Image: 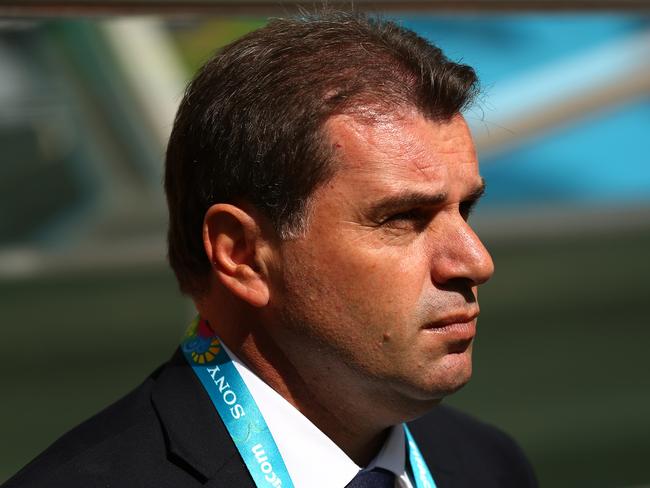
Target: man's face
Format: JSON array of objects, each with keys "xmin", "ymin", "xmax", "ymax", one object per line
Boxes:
[{"xmin": 269, "ymin": 110, "xmax": 494, "ymax": 414}]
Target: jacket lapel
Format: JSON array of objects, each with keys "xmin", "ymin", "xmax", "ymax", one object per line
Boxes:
[{"xmin": 151, "ymin": 348, "xmax": 255, "ymax": 486}]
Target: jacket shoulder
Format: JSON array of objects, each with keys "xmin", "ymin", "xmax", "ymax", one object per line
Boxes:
[
  {"xmin": 2, "ymin": 366, "xmax": 200, "ymax": 488},
  {"xmin": 407, "ymin": 404, "xmax": 538, "ymax": 488}
]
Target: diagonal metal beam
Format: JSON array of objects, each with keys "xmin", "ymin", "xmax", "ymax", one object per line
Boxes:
[{"xmin": 470, "ymin": 30, "xmax": 650, "ymax": 155}]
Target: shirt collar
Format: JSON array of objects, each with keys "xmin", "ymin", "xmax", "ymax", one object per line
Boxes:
[
  {"xmin": 366, "ymin": 424, "xmax": 406, "ymax": 479},
  {"xmin": 222, "ymin": 343, "xmax": 409, "ymax": 488}
]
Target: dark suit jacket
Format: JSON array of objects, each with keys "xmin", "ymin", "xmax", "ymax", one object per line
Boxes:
[{"xmin": 4, "ymin": 349, "xmax": 537, "ymax": 487}]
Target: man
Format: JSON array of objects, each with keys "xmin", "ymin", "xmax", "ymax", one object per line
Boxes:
[{"xmin": 5, "ymin": 11, "xmax": 537, "ymax": 488}]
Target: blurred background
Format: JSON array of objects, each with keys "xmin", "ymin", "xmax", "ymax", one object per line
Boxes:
[{"xmin": 1, "ymin": 2, "xmax": 649, "ymax": 486}]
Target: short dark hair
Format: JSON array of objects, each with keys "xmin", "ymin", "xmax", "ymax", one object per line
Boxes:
[{"xmin": 165, "ymin": 11, "xmax": 479, "ymax": 295}]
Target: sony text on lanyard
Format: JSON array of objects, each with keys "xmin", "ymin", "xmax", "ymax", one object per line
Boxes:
[{"xmin": 181, "ymin": 316, "xmax": 438, "ymax": 488}]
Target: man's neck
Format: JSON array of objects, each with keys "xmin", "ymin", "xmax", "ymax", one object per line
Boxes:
[
  {"xmin": 201, "ymin": 313, "xmax": 390, "ymax": 465},
  {"xmin": 197, "ymin": 291, "xmax": 409, "ymax": 466},
  {"xmin": 233, "ymin": 331, "xmax": 391, "ymax": 466}
]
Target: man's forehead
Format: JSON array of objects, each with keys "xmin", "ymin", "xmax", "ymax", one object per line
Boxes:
[{"xmin": 324, "ymin": 111, "xmax": 479, "ymax": 184}]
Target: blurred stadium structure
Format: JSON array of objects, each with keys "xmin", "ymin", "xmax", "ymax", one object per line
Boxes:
[{"xmin": 0, "ymin": 4, "xmax": 649, "ymax": 487}]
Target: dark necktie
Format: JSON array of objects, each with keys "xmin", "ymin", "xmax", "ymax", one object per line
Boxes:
[{"xmin": 345, "ymin": 467, "xmax": 395, "ymax": 488}]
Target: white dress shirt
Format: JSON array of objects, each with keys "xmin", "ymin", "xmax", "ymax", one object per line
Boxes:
[{"xmin": 222, "ymin": 343, "xmax": 415, "ymax": 488}]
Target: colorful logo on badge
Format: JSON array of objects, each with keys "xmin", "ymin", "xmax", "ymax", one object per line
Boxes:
[{"xmin": 182, "ymin": 318, "xmax": 221, "ymax": 364}]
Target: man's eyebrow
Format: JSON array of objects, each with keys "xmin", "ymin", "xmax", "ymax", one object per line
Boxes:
[
  {"xmin": 368, "ymin": 178, "xmax": 486, "ymax": 217},
  {"xmin": 368, "ymin": 191, "xmax": 448, "ymax": 217},
  {"xmin": 466, "ymin": 178, "xmax": 487, "ymax": 202}
]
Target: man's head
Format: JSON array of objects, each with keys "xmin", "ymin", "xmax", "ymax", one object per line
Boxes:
[
  {"xmin": 165, "ymin": 11, "xmax": 479, "ymax": 295},
  {"xmin": 165, "ymin": 12, "xmax": 493, "ymax": 422}
]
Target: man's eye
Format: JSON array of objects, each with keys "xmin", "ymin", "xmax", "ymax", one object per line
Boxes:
[
  {"xmin": 382, "ymin": 209, "xmax": 428, "ymax": 231},
  {"xmin": 386, "ymin": 210, "xmax": 420, "ymax": 222}
]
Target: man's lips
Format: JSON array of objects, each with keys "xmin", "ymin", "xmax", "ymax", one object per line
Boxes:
[{"xmin": 422, "ymin": 313, "xmax": 479, "ymax": 341}]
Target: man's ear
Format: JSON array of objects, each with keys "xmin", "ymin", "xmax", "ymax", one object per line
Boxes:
[{"xmin": 202, "ymin": 203, "xmax": 273, "ymax": 307}]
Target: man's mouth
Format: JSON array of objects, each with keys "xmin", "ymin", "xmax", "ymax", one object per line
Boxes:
[{"xmin": 422, "ymin": 312, "xmax": 479, "ymax": 341}]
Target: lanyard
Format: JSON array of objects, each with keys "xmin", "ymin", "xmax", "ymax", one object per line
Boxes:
[
  {"xmin": 181, "ymin": 317, "xmax": 437, "ymax": 488},
  {"xmin": 404, "ymin": 425, "xmax": 438, "ymax": 488}
]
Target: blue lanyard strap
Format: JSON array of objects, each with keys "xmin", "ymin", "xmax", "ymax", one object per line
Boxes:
[
  {"xmin": 404, "ymin": 425, "xmax": 438, "ymax": 488},
  {"xmin": 181, "ymin": 317, "xmax": 437, "ymax": 488},
  {"xmin": 182, "ymin": 317, "xmax": 294, "ymax": 488}
]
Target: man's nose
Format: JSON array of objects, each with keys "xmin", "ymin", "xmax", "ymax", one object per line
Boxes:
[{"xmin": 430, "ymin": 218, "xmax": 494, "ymax": 287}]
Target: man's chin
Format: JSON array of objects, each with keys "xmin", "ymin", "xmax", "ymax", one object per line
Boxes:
[
  {"xmin": 415, "ymin": 351, "xmax": 473, "ymax": 400},
  {"xmin": 375, "ymin": 353, "xmax": 472, "ymax": 422}
]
